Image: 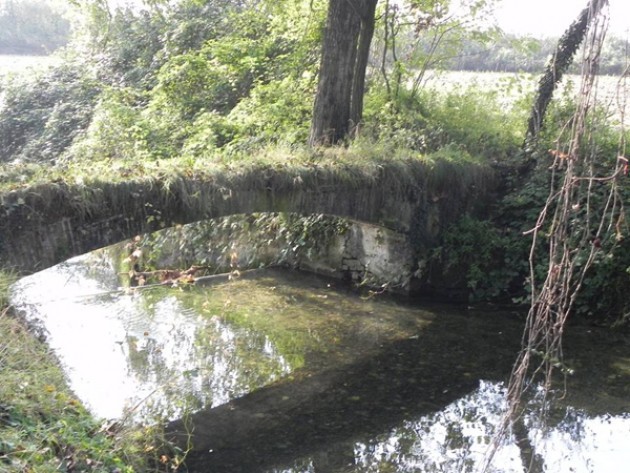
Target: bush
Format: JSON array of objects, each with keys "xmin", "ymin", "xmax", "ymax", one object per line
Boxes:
[
  {"xmin": 0, "ymin": 62, "xmax": 100, "ymax": 164},
  {"xmin": 362, "ymin": 82, "xmax": 525, "ymax": 160},
  {"xmin": 432, "ymin": 215, "xmax": 524, "ymax": 302},
  {"xmin": 66, "ymin": 87, "xmax": 153, "ymax": 162},
  {"xmin": 222, "ymin": 76, "xmax": 315, "ymax": 151}
]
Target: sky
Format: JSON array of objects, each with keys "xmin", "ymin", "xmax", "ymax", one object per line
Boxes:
[{"xmin": 494, "ymin": 0, "xmax": 630, "ymax": 37}]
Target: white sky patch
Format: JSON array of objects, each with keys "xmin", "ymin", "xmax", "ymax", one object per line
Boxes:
[{"xmin": 495, "ymin": 0, "xmax": 630, "ymax": 37}]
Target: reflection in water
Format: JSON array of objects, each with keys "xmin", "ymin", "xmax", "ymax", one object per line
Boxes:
[
  {"xmin": 268, "ymin": 381, "xmax": 630, "ymax": 473},
  {"xmin": 10, "ymin": 254, "xmax": 293, "ymax": 420},
  {"xmin": 351, "ymin": 381, "xmax": 520, "ymax": 473},
  {"xmin": 9, "ymin": 249, "xmax": 630, "ymax": 472},
  {"xmin": 535, "ymin": 409, "xmax": 630, "ymax": 472}
]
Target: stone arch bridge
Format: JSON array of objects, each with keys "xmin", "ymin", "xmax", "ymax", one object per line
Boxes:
[{"xmin": 0, "ymin": 159, "xmax": 495, "ymax": 273}]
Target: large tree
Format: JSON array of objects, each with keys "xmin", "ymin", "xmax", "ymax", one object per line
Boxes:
[
  {"xmin": 309, "ymin": 0, "xmax": 378, "ymax": 146},
  {"xmin": 308, "ymin": 0, "xmax": 493, "ymax": 147}
]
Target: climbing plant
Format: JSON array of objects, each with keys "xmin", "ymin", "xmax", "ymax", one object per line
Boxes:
[{"xmin": 486, "ymin": 1, "xmax": 627, "ymax": 468}]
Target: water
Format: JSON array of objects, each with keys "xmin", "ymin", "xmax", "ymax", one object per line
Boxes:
[{"xmin": 10, "ymin": 250, "xmax": 630, "ymax": 473}]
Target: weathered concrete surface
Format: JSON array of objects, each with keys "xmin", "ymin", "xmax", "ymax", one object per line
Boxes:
[
  {"xmin": 138, "ymin": 217, "xmax": 418, "ymax": 292},
  {"xmin": 299, "ymin": 222, "xmax": 416, "ymax": 290},
  {"xmin": 0, "ymin": 159, "xmax": 495, "ymax": 272}
]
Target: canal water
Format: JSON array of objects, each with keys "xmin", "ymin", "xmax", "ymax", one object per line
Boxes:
[{"xmin": 9, "ymin": 249, "xmax": 630, "ymax": 473}]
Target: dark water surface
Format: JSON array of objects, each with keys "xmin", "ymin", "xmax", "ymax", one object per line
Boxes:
[{"xmin": 10, "ymin": 252, "xmax": 630, "ymax": 473}]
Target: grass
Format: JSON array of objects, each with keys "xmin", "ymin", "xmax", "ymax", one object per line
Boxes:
[
  {"xmin": 0, "ymin": 140, "xmax": 492, "ymax": 194},
  {"xmin": 0, "ymin": 271, "xmax": 163, "ymax": 472},
  {"xmin": 424, "ymin": 70, "xmax": 629, "ymax": 126}
]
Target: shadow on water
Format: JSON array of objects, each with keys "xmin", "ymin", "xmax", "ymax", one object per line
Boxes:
[
  {"xmin": 10, "ymin": 256, "xmax": 630, "ymax": 473},
  {"xmin": 557, "ymin": 327, "xmax": 630, "ymax": 416},
  {"xmin": 166, "ymin": 303, "xmax": 524, "ymax": 473}
]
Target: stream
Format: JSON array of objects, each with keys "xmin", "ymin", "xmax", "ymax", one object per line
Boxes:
[{"xmin": 9, "ymin": 248, "xmax": 630, "ymax": 473}]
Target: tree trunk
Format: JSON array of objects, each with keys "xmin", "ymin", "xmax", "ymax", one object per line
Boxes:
[
  {"xmin": 350, "ymin": 0, "xmax": 378, "ymax": 135},
  {"xmin": 525, "ymin": 0, "xmax": 608, "ymax": 144},
  {"xmin": 309, "ymin": 0, "xmax": 378, "ymax": 146}
]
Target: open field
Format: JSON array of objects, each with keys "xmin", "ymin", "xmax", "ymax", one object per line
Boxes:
[
  {"xmin": 423, "ymin": 70, "xmax": 630, "ymax": 125},
  {"xmin": 0, "ymin": 54, "xmax": 60, "ymax": 77}
]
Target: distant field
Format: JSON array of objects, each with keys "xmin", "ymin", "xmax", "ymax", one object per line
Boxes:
[
  {"xmin": 423, "ymin": 70, "xmax": 629, "ymax": 124},
  {"xmin": 0, "ymin": 54, "xmax": 60, "ymax": 76},
  {"xmin": 0, "ymin": 57, "xmax": 626, "ymax": 125}
]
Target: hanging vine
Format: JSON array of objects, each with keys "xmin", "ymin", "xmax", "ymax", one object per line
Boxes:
[{"xmin": 487, "ymin": 0, "xmax": 628, "ymax": 469}]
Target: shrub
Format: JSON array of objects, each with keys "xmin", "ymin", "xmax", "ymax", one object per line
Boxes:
[
  {"xmin": 0, "ymin": 63, "xmax": 100, "ymax": 164},
  {"xmin": 65, "ymin": 87, "xmax": 153, "ymax": 162},
  {"xmin": 361, "ymin": 81, "xmax": 525, "ymax": 160},
  {"xmin": 432, "ymin": 215, "xmax": 523, "ymax": 302}
]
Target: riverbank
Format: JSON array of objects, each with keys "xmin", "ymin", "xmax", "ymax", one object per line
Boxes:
[{"xmin": 0, "ymin": 270, "xmax": 155, "ymax": 472}]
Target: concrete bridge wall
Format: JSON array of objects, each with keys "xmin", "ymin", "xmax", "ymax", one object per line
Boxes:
[{"xmin": 0, "ymin": 159, "xmax": 495, "ymax": 274}]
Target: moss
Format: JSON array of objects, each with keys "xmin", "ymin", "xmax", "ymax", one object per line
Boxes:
[
  {"xmin": 0, "ymin": 142, "xmax": 493, "ymax": 194},
  {"xmin": 0, "ymin": 149, "xmax": 494, "ymax": 224},
  {"xmin": 0, "ymin": 147, "xmax": 495, "ymax": 230}
]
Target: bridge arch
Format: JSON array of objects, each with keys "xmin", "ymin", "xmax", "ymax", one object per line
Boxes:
[{"xmin": 0, "ymin": 159, "xmax": 495, "ymax": 273}]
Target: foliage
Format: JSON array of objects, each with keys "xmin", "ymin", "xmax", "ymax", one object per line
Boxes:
[
  {"xmin": 0, "ymin": 0, "xmax": 70, "ymax": 54},
  {"xmin": 66, "ymin": 86, "xmax": 153, "ymax": 162},
  {"xmin": 432, "ymin": 216, "xmax": 522, "ymax": 301},
  {"xmin": 1, "ymin": 0, "xmax": 628, "ymax": 166},
  {"xmin": 93, "ymin": 7, "xmax": 169, "ymax": 89},
  {"xmin": 432, "ymin": 87, "xmax": 630, "ymax": 319},
  {"xmin": 164, "ymin": 0, "xmax": 244, "ymax": 56},
  {"xmin": 148, "ymin": 3, "xmax": 319, "ymax": 113},
  {"xmin": 572, "ymin": 236, "xmax": 630, "ymax": 324},
  {"xmin": 133, "ymin": 213, "xmax": 350, "ymax": 274},
  {"xmin": 0, "ymin": 61, "xmax": 101, "ymax": 164},
  {"xmin": 374, "ymin": 0, "xmax": 498, "ymax": 104},
  {"xmin": 149, "ymin": 33, "xmax": 270, "ymax": 118},
  {"xmin": 50, "ymin": 0, "xmax": 323, "ymax": 163},
  {"xmin": 451, "ymin": 34, "xmax": 552, "ymax": 73},
  {"xmin": 182, "ymin": 76, "xmax": 316, "ymax": 157},
  {"xmin": 361, "ymin": 80, "xmax": 525, "ymax": 159},
  {"xmin": 450, "ymin": 33, "xmax": 630, "ymax": 76}
]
